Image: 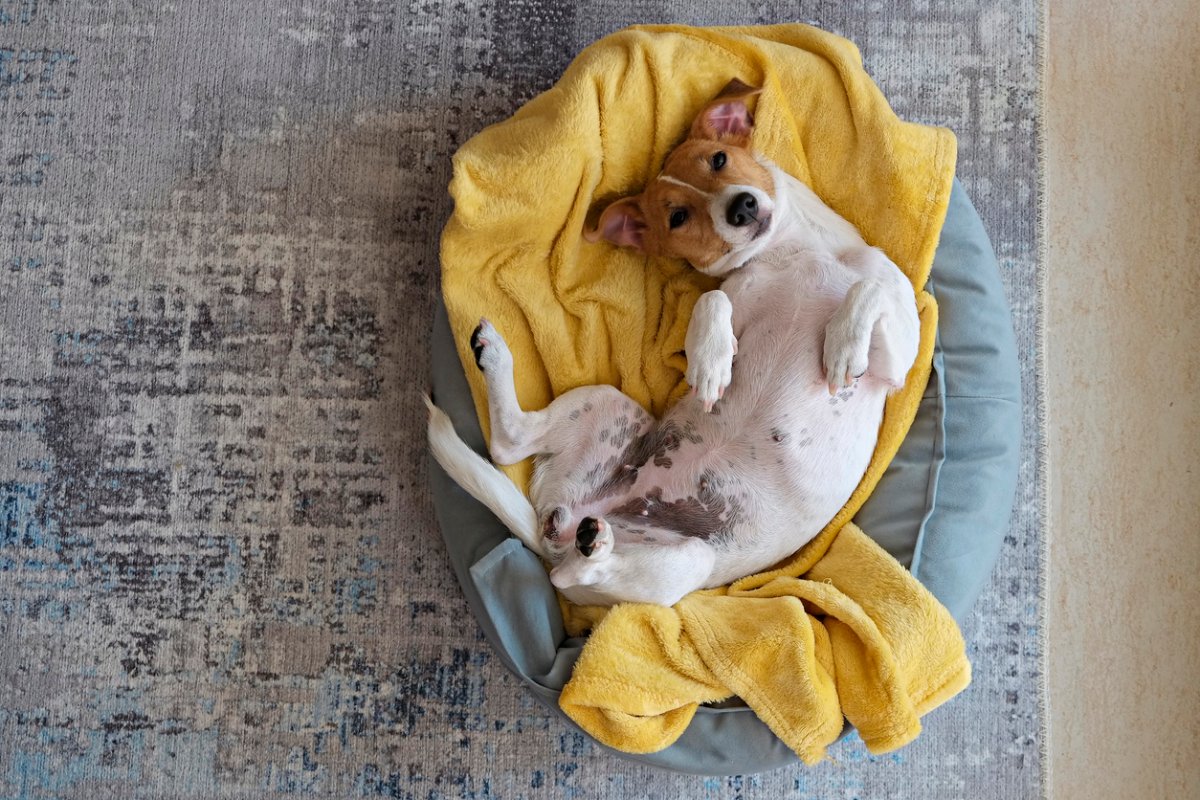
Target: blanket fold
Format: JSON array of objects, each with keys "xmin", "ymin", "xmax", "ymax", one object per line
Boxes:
[
  {"xmin": 441, "ymin": 22, "xmax": 968, "ymax": 762},
  {"xmin": 559, "ymin": 522, "xmax": 970, "ymax": 764}
]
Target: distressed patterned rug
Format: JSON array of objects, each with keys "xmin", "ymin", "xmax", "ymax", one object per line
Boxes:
[{"xmin": 0, "ymin": 2, "xmax": 1043, "ymax": 798}]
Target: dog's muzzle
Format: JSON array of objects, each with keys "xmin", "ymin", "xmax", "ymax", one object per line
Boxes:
[{"xmin": 726, "ymin": 192, "xmax": 759, "ymax": 227}]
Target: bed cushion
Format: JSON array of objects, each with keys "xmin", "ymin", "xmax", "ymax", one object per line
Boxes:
[{"xmin": 428, "ymin": 179, "xmax": 1019, "ymax": 773}]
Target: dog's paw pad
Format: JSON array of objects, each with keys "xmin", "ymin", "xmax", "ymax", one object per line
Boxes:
[
  {"xmin": 469, "ymin": 318, "xmax": 511, "ymax": 372},
  {"xmin": 469, "ymin": 325, "xmax": 487, "ymax": 369},
  {"xmin": 575, "ymin": 517, "xmax": 612, "ymax": 558}
]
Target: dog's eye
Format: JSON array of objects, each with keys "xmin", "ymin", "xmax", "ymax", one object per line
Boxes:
[
  {"xmin": 711, "ymin": 152, "xmax": 727, "ymax": 171},
  {"xmin": 669, "ymin": 208, "xmax": 688, "ymax": 229}
]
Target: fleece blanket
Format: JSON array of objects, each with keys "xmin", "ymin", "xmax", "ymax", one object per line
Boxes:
[{"xmin": 440, "ymin": 23, "xmax": 967, "ymax": 763}]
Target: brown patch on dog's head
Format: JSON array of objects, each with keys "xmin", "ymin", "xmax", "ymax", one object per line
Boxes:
[{"xmin": 587, "ymin": 80, "xmax": 777, "ymax": 274}]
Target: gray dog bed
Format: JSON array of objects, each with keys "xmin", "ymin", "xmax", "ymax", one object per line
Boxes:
[{"xmin": 428, "ymin": 180, "xmax": 1021, "ymax": 774}]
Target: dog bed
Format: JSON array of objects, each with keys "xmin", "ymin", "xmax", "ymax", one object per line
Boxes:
[{"xmin": 428, "ymin": 25, "xmax": 1020, "ymax": 774}]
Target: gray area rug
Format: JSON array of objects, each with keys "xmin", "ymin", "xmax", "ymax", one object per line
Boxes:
[{"xmin": 0, "ymin": 1, "xmax": 1043, "ymax": 798}]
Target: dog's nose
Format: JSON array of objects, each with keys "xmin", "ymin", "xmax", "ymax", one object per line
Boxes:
[{"xmin": 726, "ymin": 192, "xmax": 758, "ymax": 227}]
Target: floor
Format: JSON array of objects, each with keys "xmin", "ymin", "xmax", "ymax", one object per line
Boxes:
[{"xmin": 1045, "ymin": 0, "xmax": 1200, "ymax": 797}]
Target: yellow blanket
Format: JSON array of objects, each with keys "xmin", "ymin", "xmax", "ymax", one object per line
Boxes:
[{"xmin": 441, "ymin": 23, "xmax": 968, "ymax": 763}]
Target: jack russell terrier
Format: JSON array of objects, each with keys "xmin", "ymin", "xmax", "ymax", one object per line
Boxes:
[{"xmin": 427, "ymin": 80, "xmax": 920, "ymax": 607}]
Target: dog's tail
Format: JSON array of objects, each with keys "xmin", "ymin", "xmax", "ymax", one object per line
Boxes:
[{"xmin": 424, "ymin": 396, "xmax": 544, "ymax": 557}]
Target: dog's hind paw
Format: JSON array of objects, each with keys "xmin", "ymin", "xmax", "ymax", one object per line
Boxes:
[
  {"xmin": 469, "ymin": 318, "xmax": 513, "ymax": 373},
  {"xmin": 575, "ymin": 516, "xmax": 613, "ymax": 559}
]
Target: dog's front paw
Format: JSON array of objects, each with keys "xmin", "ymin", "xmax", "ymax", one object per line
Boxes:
[
  {"xmin": 823, "ymin": 318, "xmax": 870, "ymax": 393},
  {"xmin": 685, "ymin": 290, "xmax": 736, "ymax": 412},
  {"xmin": 469, "ymin": 318, "xmax": 513, "ymax": 373},
  {"xmin": 685, "ymin": 329, "xmax": 737, "ymax": 415},
  {"xmin": 685, "ymin": 335, "xmax": 736, "ymax": 412}
]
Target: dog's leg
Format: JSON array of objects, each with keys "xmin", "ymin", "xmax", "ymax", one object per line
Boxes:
[
  {"xmin": 685, "ymin": 290, "xmax": 738, "ymax": 412},
  {"xmin": 468, "ymin": 318, "xmax": 537, "ymax": 463},
  {"xmin": 863, "ymin": 287, "xmax": 921, "ymax": 388},
  {"xmin": 823, "ymin": 279, "xmax": 886, "ymax": 392},
  {"xmin": 549, "ymin": 524, "xmax": 716, "ymax": 607},
  {"xmin": 469, "ymin": 318, "xmax": 595, "ymax": 465},
  {"xmin": 468, "ymin": 318, "xmax": 651, "ymax": 465},
  {"xmin": 824, "ymin": 250, "xmax": 920, "ymax": 391}
]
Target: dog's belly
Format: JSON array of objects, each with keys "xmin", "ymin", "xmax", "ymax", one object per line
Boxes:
[
  {"xmin": 528, "ymin": 253, "xmax": 889, "ymax": 587},
  {"xmin": 657, "ymin": 377, "xmax": 885, "ymax": 584},
  {"xmin": 657, "ymin": 274, "xmax": 887, "ymax": 582}
]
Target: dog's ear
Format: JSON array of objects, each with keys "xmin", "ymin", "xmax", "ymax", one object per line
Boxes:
[
  {"xmin": 689, "ymin": 78, "xmax": 762, "ymax": 146},
  {"xmin": 585, "ymin": 196, "xmax": 646, "ymax": 250}
]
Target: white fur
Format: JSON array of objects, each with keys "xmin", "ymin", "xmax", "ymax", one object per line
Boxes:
[
  {"xmin": 700, "ymin": 181, "xmax": 777, "ymax": 277},
  {"xmin": 684, "ymin": 290, "xmax": 736, "ymax": 411},
  {"xmin": 424, "ymin": 396, "xmax": 544, "ymax": 557},
  {"xmin": 427, "ymin": 160, "xmax": 920, "ymax": 607}
]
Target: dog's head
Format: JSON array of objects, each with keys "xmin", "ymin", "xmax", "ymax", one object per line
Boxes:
[{"xmin": 586, "ymin": 79, "xmax": 777, "ymax": 276}]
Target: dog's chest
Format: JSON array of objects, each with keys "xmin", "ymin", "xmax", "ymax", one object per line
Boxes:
[
  {"xmin": 721, "ymin": 249, "xmax": 856, "ymax": 392},
  {"xmin": 671, "ymin": 250, "xmax": 885, "ymax": 528}
]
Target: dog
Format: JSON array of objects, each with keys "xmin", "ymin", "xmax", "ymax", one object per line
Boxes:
[{"xmin": 427, "ymin": 79, "xmax": 919, "ymax": 607}]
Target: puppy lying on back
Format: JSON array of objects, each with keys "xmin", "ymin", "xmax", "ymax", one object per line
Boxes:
[{"xmin": 428, "ymin": 80, "xmax": 919, "ymax": 607}]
